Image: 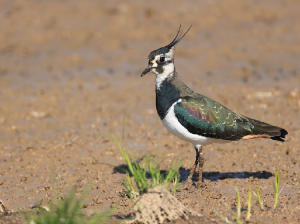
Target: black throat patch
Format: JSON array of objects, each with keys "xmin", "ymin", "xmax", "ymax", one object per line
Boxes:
[{"xmin": 156, "ymin": 78, "xmax": 180, "ymax": 119}]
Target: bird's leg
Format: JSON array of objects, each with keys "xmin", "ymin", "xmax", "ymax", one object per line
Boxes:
[
  {"xmin": 182, "ymin": 147, "xmax": 200, "ymax": 189},
  {"xmin": 196, "ymin": 146, "xmax": 204, "ymax": 188}
]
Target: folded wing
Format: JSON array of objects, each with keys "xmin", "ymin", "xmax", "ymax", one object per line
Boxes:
[{"xmin": 174, "ymin": 94, "xmax": 287, "ymax": 141}]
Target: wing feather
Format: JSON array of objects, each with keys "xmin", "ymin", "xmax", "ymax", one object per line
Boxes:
[{"xmin": 174, "ymin": 94, "xmax": 253, "ymax": 140}]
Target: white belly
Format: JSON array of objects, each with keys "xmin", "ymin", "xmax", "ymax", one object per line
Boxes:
[{"xmin": 161, "ymin": 101, "xmax": 228, "ymax": 147}]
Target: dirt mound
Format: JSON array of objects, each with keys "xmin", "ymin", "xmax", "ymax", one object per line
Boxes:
[{"xmin": 128, "ymin": 186, "xmax": 201, "ymax": 224}]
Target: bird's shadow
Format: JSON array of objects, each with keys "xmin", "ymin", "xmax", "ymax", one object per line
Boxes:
[
  {"xmin": 113, "ymin": 164, "xmax": 170, "ymax": 177},
  {"xmin": 113, "ymin": 164, "xmax": 130, "ymax": 174},
  {"xmin": 113, "ymin": 164, "xmax": 273, "ymax": 182},
  {"xmin": 179, "ymin": 168, "xmax": 273, "ymax": 182}
]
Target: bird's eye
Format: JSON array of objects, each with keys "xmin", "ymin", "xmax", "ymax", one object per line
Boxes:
[{"xmin": 159, "ymin": 56, "xmax": 165, "ymax": 63}]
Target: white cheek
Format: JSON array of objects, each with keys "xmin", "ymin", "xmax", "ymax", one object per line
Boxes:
[
  {"xmin": 163, "ymin": 63, "xmax": 174, "ymax": 74},
  {"xmin": 155, "ymin": 63, "xmax": 174, "ymax": 89}
]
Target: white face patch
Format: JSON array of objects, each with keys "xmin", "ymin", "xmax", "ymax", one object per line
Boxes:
[
  {"xmin": 155, "ymin": 63, "xmax": 174, "ymax": 89},
  {"xmin": 152, "ymin": 51, "xmax": 175, "ymax": 89},
  {"xmin": 147, "ymin": 47, "xmax": 176, "ymax": 89}
]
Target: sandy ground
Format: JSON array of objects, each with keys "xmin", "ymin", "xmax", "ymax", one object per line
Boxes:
[{"xmin": 0, "ymin": 0, "xmax": 300, "ymax": 223}]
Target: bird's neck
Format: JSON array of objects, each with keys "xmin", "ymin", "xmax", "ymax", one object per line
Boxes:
[{"xmin": 155, "ymin": 70, "xmax": 180, "ymax": 120}]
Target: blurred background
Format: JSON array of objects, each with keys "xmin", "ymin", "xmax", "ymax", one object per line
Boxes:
[{"xmin": 0, "ymin": 0, "xmax": 300, "ymax": 222}]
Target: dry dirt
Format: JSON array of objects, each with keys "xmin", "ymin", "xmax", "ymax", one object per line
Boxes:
[{"xmin": 0, "ymin": 0, "xmax": 300, "ymax": 223}]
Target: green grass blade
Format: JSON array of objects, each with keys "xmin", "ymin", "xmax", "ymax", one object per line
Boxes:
[
  {"xmin": 235, "ymin": 187, "xmax": 241, "ymax": 218},
  {"xmin": 253, "ymin": 186, "xmax": 264, "ymax": 210},
  {"xmin": 273, "ymin": 169, "xmax": 280, "ymax": 209},
  {"xmin": 245, "ymin": 185, "xmax": 251, "ymax": 220},
  {"xmin": 165, "ymin": 158, "xmax": 184, "ymax": 189}
]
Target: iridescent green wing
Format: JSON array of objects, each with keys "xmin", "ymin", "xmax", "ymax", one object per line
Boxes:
[{"xmin": 174, "ymin": 93, "xmax": 254, "ymax": 140}]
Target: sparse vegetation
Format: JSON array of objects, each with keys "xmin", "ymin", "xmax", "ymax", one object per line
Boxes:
[
  {"xmin": 252, "ymin": 186, "xmax": 264, "ymax": 211},
  {"xmin": 26, "ymin": 192, "xmax": 115, "ymax": 224},
  {"xmin": 220, "ymin": 168, "xmax": 283, "ymax": 223},
  {"xmin": 245, "ymin": 185, "xmax": 252, "ymax": 220},
  {"xmin": 106, "ymin": 134, "xmax": 184, "ymax": 197},
  {"xmin": 219, "ymin": 187, "xmax": 243, "ymax": 224}
]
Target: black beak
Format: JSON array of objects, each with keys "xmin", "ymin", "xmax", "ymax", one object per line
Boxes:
[{"xmin": 141, "ymin": 66, "xmax": 153, "ymax": 77}]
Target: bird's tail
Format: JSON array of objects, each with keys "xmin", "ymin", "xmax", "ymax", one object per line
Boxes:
[{"xmin": 248, "ymin": 118, "xmax": 288, "ymax": 142}]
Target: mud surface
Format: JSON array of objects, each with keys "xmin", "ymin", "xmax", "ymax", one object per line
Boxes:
[{"xmin": 0, "ymin": 0, "xmax": 300, "ymax": 223}]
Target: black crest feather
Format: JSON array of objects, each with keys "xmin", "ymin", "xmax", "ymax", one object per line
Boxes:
[
  {"xmin": 147, "ymin": 25, "xmax": 192, "ymax": 59},
  {"xmin": 167, "ymin": 24, "xmax": 192, "ymax": 48}
]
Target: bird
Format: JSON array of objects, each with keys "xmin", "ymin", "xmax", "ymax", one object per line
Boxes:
[{"xmin": 140, "ymin": 25, "xmax": 288, "ymax": 189}]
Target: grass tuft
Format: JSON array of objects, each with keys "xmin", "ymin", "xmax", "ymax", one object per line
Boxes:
[
  {"xmin": 26, "ymin": 192, "xmax": 115, "ymax": 224},
  {"xmin": 105, "ymin": 133, "xmax": 183, "ymax": 197},
  {"xmin": 112, "ymin": 135, "xmax": 184, "ymax": 196},
  {"xmin": 218, "ymin": 187, "xmax": 244, "ymax": 224},
  {"xmin": 252, "ymin": 186, "xmax": 264, "ymax": 211}
]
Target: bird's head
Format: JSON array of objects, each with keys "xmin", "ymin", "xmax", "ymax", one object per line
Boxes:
[{"xmin": 141, "ymin": 25, "xmax": 192, "ymax": 78}]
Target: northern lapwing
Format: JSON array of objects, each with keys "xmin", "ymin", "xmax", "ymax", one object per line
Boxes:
[{"xmin": 141, "ymin": 26, "xmax": 288, "ymax": 188}]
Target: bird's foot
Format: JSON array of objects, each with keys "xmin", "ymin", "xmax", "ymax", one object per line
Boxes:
[
  {"xmin": 180, "ymin": 174, "xmax": 200, "ymax": 190},
  {"xmin": 180, "ymin": 180, "xmax": 194, "ymax": 190},
  {"xmin": 196, "ymin": 180, "xmax": 205, "ymax": 189}
]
